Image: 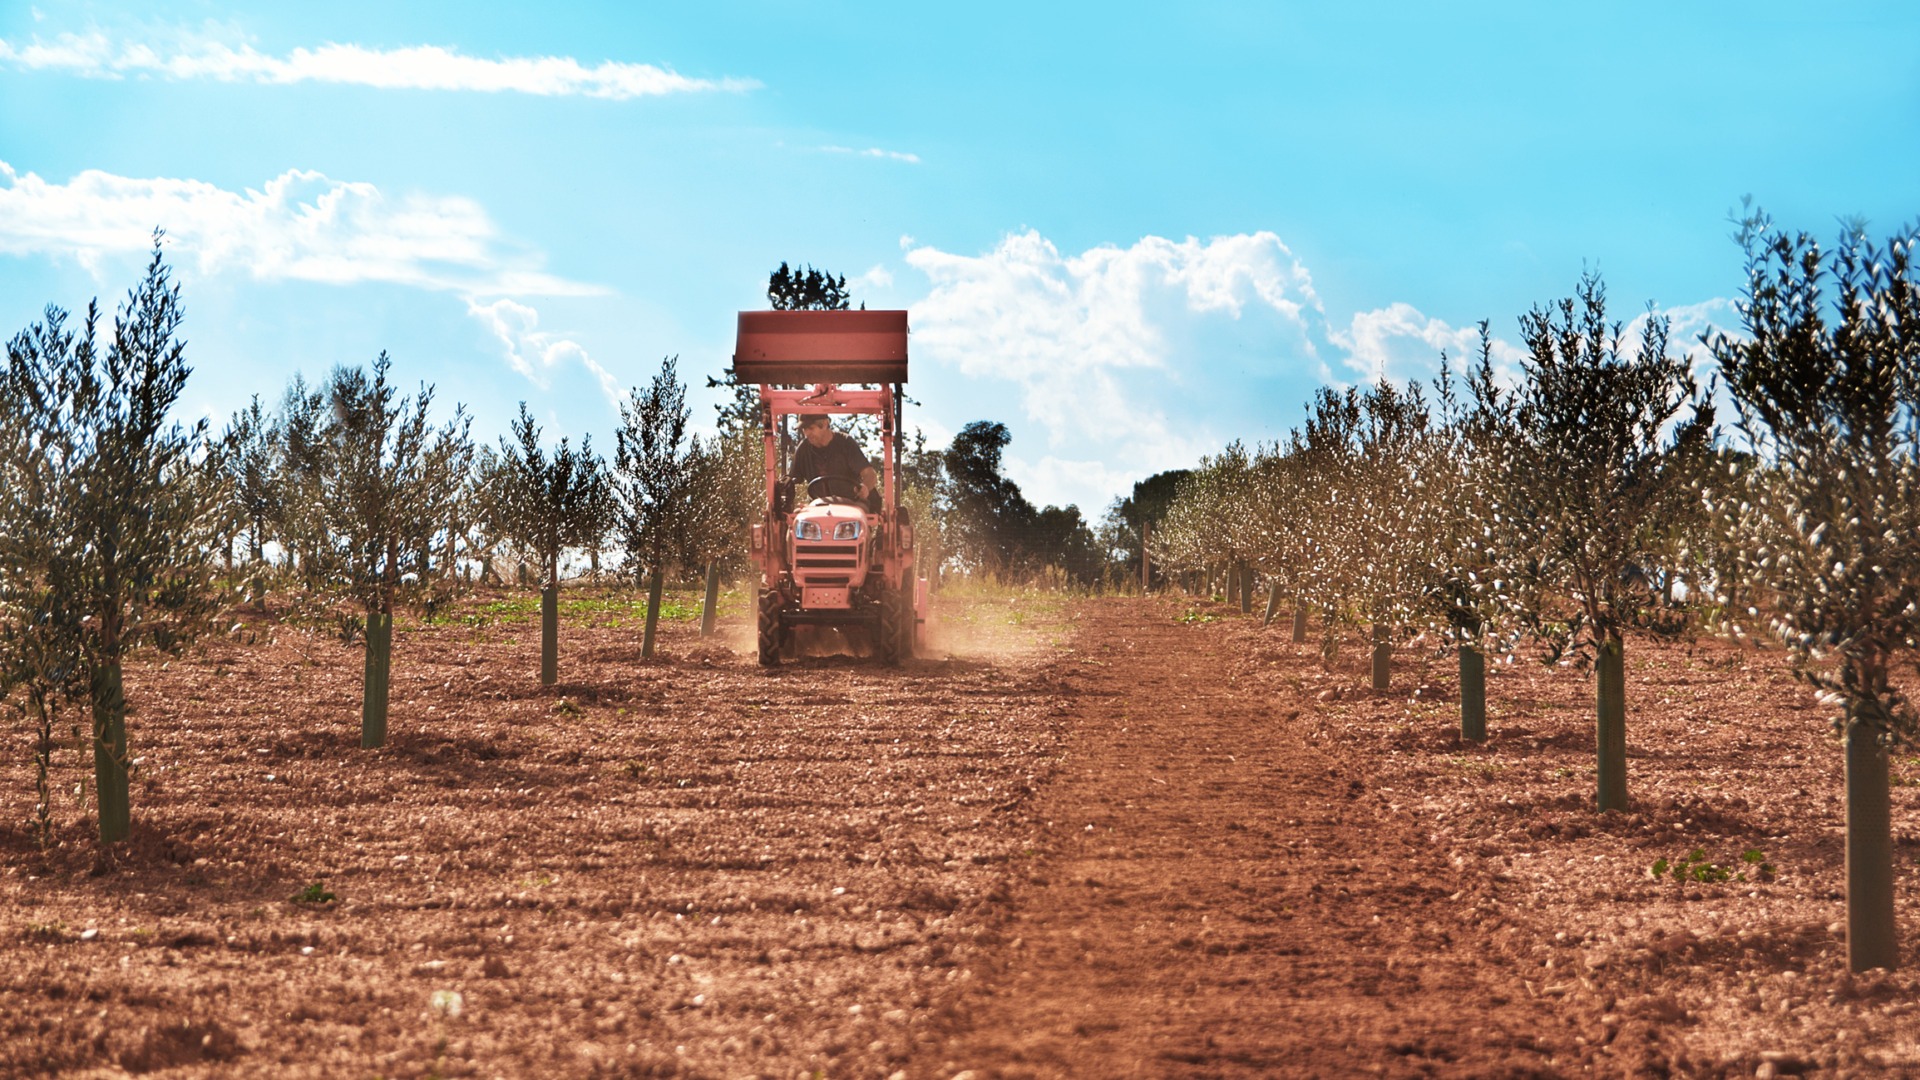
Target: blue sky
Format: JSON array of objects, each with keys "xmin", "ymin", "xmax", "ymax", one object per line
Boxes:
[{"xmin": 3, "ymin": 2, "xmax": 1916, "ymax": 515}]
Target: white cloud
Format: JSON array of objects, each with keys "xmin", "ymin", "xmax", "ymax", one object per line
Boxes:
[
  {"xmin": 1627, "ymin": 296, "xmax": 1739, "ymax": 361},
  {"xmin": 1008, "ymin": 455, "xmax": 1143, "ymax": 514},
  {"xmin": 0, "ymin": 159, "xmax": 606, "ymax": 399},
  {"xmin": 906, "ymin": 229, "xmax": 1326, "ymax": 459},
  {"xmin": 819, "ymin": 145, "xmax": 921, "ymax": 164},
  {"xmin": 902, "ymin": 229, "xmax": 1338, "ymax": 511},
  {"xmin": 1333, "ymin": 302, "xmax": 1478, "ymax": 383},
  {"xmin": 0, "ymin": 31, "xmax": 757, "ymax": 98},
  {"xmin": 899, "ymin": 230, "xmax": 1749, "ymax": 511},
  {"xmin": 466, "ymin": 298, "xmax": 621, "ymax": 407},
  {"xmin": 0, "ymin": 159, "xmax": 600, "ymax": 297},
  {"xmin": 851, "ymin": 264, "xmax": 893, "ymax": 292}
]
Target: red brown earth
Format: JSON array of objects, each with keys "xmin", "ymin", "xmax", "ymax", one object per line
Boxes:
[{"xmin": 1, "ymin": 587, "xmax": 1917, "ymax": 1077}]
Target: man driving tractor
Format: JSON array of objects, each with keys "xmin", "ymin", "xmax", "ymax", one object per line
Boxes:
[
  {"xmin": 790, "ymin": 412, "xmax": 880, "ymax": 511},
  {"xmin": 733, "ymin": 308, "xmax": 924, "ymax": 666}
]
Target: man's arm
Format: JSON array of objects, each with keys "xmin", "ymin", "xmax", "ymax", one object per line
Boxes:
[{"xmin": 842, "ymin": 436, "xmax": 879, "ymax": 500}]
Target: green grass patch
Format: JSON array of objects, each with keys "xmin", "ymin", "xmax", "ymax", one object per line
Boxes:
[
  {"xmin": 291, "ymin": 881, "xmax": 337, "ymax": 905},
  {"xmin": 1650, "ymin": 847, "xmax": 1775, "ymax": 884},
  {"xmin": 427, "ymin": 585, "xmax": 754, "ymax": 630}
]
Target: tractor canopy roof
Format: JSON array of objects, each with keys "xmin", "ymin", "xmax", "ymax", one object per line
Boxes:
[{"xmin": 732, "ymin": 310, "xmax": 908, "ymax": 386}]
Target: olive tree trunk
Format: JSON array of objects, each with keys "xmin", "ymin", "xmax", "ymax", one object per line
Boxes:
[
  {"xmin": 1845, "ymin": 718, "xmax": 1898, "ymax": 971},
  {"xmin": 700, "ymin": 561, "xmax": 720, "ymax": 637},
  {"xmin": 1292, "ymin": 605, "xmax": 1308, "ymax": 644},
  {"xmin": 1459, "ymin": 644, "xmax": 1487, "ymax": 743},
  {"xmin": 1262, "ymin": 581, "xmax": 1282, "ymax": 627},
  {"xmin": 91, "ymin": 658, "xmax": 130, "ymax": 843},
  {"xmin": 1138, "ymin": 521, "xmax": 1150, "ymax": 594},
  {"xmin": 1370, "ymin": 623, "xmax": 1391, "ymax": 691},
  {"xmin": 641, "ymin": 567, "xmax": 665, "ymax": 659},
  {"xmin": 361, "ymin": 610, "xmax": 393, "ymax": 749},
  {"xmin": 1595, "ymin": 633, "xmax": 1627, "ymax": 811},
  {"xmin": 539, "ymin": 580, "xmax": 558, "ymax": 686}
]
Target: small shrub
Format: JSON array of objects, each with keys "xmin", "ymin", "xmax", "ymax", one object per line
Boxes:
[
  {"xmin": 291, "ymin": 881, "xmax": 336, "ymax": 905},
  {"xmin": 1650, "ymin": 847, "xmax": 1774, "ymax": 884}
]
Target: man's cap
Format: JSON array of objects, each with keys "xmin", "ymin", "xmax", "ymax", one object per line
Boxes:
[{"xmin": 798, "ymin": 413, "xmax": 830, "ymax": 428}]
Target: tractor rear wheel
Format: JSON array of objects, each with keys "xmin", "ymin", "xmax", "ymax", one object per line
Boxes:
[
  {"xmin": 896, "ymin": 582, "xmax": 916, "ymax": 661},
  {"xmin": 757, "ymin": 589, "xmax": 782, "ymax": 667},
  {"xmin": 879, "ymin": 586, "xmax": 910, "ymax": 666}
]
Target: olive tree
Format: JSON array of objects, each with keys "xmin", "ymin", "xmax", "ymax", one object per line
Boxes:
[
  {"xmin": 489, "ymin": 404, "xmax": 609, "ymax": 684},
  {"xmin": 1506, "ymin": 272, "xmax": 1713, "ymax": 811},
  {"xmin": 1707, "ymin": 207, "xmax": 1919, "ymax": 972},
  {"xmin": 269, "ymin": 375, "xmax": 331, "ymax": 585},
  {"xmin": 1156, "ymin": 443, "xmax": 1257, "ymax": 604},
  {"xmin": 216, "ymin": 394, "xmax": 282, "ymax": 610},
  {"xmin": 1344, "ymin": 379, "xmax": 1437, "ymax": 691},
  {"xmin": 403, "ymin": 406, "xmax": 476, "ymax": 601},
  {"xmin": 1416, "ymin": 333, "xmax": 1542, "ymax": 741},
  {"xmin": 305, "ymin": 353, "xmax": 461, "ymax": 748},
  {"xmin": 1292, "ymin": 387, "xmax": 1364, "ymax": 663},
  {"xmin": 616, "ymin": 357, "xmax": 701, "ymax": 658},
  {"xmin": 681, "ymin": 422, "xmax": 761, "ymax": 633},
  {"xmin": 0, "ymin": 242, "xmax": 221, "ymax": 842},
  {"xmin": 1, "ymin": 317, "xmax": 87, "ymax": 848},
  {"xmin": 1241, "ymin": 445, "xmax": 1315, "ymax": 638}
]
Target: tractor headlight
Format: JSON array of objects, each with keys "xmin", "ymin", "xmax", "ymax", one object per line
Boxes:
[
  {"xmin": 794, "ymin": 519, "xmax": 822, "ymax": 541},
  {"xmin": 833, "ymin": 520, "xmax": 863, "ymax": 541}
]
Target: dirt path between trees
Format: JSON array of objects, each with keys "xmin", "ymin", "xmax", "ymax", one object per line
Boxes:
[{"xmin": 940, "ymin": 599, "xmax": 1583, "ymax": 1079}]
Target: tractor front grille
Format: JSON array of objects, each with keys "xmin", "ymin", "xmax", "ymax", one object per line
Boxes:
[
  {"xmin": 794, "ymin": 543, "xmax": 861, "ymax": 570},
  {"xmin": 793, "ymin": 541, "xmax": 865, "ymax": 590}
]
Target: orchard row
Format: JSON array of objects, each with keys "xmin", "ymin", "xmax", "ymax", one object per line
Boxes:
[{"xmin": 1151, "ymin": 207, "xmax": 1917, "ymax": 973}]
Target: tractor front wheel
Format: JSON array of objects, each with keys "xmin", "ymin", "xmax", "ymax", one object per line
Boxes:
[{"xmin": 757, "ymin": 589, "xmax": 783, "ymax": 667}]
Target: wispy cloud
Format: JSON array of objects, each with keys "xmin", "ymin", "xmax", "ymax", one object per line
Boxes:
[
  {"xmin": 1331, "ymin": 302, "xmax": 1528, "ymax": 385},
  {"xmin": 0, "ymin": 31, "xmax": 757, "ymax": 98},
  {"xmin": 467, "ymin": 298, "xmax": 622, "ymax": 407},
  {"xmin": 0, "ymin": 159, "xmax": 601, "ymax": 297},
  {"xmin": 850, "ymin": 264, "xmax": 894, "ymax": 292},
  {"xmin": 0, "ymin": 159, "xmax": 609, "ymax": 399},
  {"xmin": 820, "ymin": 145, "xmax": 921, "ymax": 164}
]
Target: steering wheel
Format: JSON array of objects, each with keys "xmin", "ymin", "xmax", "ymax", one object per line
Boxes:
[{"xmin": 804, "ymin": 475, "xmax": 861, "ymax": 501}]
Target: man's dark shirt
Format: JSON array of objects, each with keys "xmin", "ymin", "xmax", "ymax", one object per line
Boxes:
[{"xmin": 790, "ymin": 432, "xmax": 871, "ymax": 487}]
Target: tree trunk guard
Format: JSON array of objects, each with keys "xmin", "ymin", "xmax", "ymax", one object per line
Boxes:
[
  {"xmin": 1596, "ymin": 636, "xmax": 1628, "ymax": 811},
  {"xmin": 1845, "ymin": 721, "xmax": 1899, "ymax": 971}
]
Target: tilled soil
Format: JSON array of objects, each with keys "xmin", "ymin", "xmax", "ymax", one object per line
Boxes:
[{"xmin": 1, "ymin": 588, "xmax": 1916, "ymax": 1078}]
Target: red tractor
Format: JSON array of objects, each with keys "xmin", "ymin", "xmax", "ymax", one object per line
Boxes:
[{"xmin": 734, "ymin": 310, "xmax": 928, "ymax": 666}]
